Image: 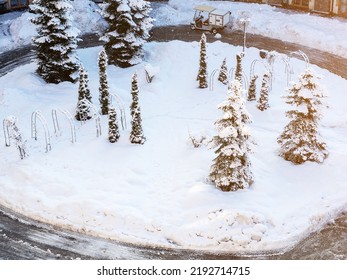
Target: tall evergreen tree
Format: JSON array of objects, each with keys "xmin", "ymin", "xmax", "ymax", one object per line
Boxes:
[
  {"xmin": 218, "ymin": 58, "xmax": 228, "ymax": 85},
  {"xmin": 75, "ymin": 66, "xmax": 93, "ymax": 121},
  {"xmin": 98, "ymin": 49, "xmax": 110, "ymax": 115},
  {"xmin": 30, "ymin": 0, "xmax": 79, "ymax": 84},
  {"xmin": 130, "ymin": 73, "xmax": 146, "ymax": 144},
  {"xmin": 129, "ymin": 0, "xmax": 153, "ymax": 64},
  {"xmin": 209, "ymin": 80, "xmax": 253, "ymax": 192},
  {"xmin": 197, "ymin": 33, "xmax": 208, "ymax": 89},
  {"xmin": 102, "ymin": 0, "xmax": 135, "ymax": 67},
  {"xmin": 102, "ymin": 0, "xmax": 152, "ymax": 68},
  {"xmin": 247, "ymin": 75, "xmax": 258, "ymax": 101},
  {"xmin": 278, "ymin": 68, "xmax": 328, "ymax": 164},
  {"xmin": 108, "ymin": 107, "xmax": 120, "ymax": 143},
  {"xmin": 234, "ymin": 54, "xmax": 243, "ymax": 86},
  {"xmin": 257, "ymin": 72, "xmax": 270, "ymax": 111}
]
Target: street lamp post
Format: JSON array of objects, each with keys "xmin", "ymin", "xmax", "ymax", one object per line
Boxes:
[{"xmin": 239, "ymin": 18, "xmax": 250, "ymax": 54}]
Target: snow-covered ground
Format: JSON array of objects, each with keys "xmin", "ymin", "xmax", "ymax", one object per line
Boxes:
[
  {"xmin": 0, "ymin": 39, "xmax": 347, "ymax": 252},
  {"xmin": 1, "ymin": 0, "xmax": 347, "ymax": 254}
]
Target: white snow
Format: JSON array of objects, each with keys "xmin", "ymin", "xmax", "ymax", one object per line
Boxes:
[
  {"xmin": 1, "ymin": 39, "xmax": 347, "ymax": 253},
  {"xmin": 1, "ymin": 1, "xmax": 347, "ymax": 254}
]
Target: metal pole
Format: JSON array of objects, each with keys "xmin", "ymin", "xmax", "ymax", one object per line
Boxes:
[{"xmin": 243, "ymin": 21, "xmax": 246, "ymax": 53}]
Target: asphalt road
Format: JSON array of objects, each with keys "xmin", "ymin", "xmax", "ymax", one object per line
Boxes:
[{"xmin": 1, "ymin": 25, "xmax": 347, "ymax": 260}]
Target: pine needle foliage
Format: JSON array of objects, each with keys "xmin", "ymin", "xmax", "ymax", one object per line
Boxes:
[
  {"xmin": 102, "ymin": 0, "xmax": 152, "ymax": 68},
  {"xmin": 98, "ymin": 49, "xmax": 110, "ymax": 115},
  {"xmin": 257, "ymin": 72, "xmax": 270, "ymax": 111},
  {"xmin": 129, "ymin": 0, "xmax": 153, "ymax": 63},
  {"xmin": 75, "ymin": 66, "xmax": 93, "ymax": 121},
  {"xmin": 30, "ymin": 0, "xmax": 79, "ymax": 84},
  {"xmin": 218, "ymin": 58, "xmax": 228, "ymax": 85},
  {"xmin": 129, "ymin": 73, "xmax": 146, "ymax": 144},
  {"xmin": 234, "ymin": 54, "xmax": 243, "ymax": 86},
  {"xmin": 209, "ymin": 80, "xmax": 253, "ymax": 192},
  {"xmin": 278, "ymin": 68, "xmax": 328, "ymax": 164},
  {"xmin": 247, "ymin": 75, "xmax": 258, "ymax": 101},
  {"xmin": 197, "ymin": 33, "xmax": 208, "ymax": 89},
  {"xmin": 108, "ymin": 107, "xmax": 120, "ymax": 143},
  {"xmin": 102, "ymin": 0, "xmax": 136, "ymax": 67}
]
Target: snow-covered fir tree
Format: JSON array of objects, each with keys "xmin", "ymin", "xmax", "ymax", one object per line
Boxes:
[
  {"xmin": 130, "ymin": 73, "xmax": 146, "ymax": 144},
  {"xmin": 234, "ymin": 54, "xmax": 243, "ymax": 86},
  {"xmin": 102, "ymin": 0, "xmax": 152, "ymax": 68},
  {"xmin": 108, "ymin": 107, "xmax": 120, "ymax": 143},
  {"xmin": 197, "ymin": 33, "xmax": 208, "ymax": 89},
  {"xmin": 218, "ymin": 58, "xmax": 228, "ymax": 85},
  {"xmin": 129, "ymin": 0, "xmax": 153, "ymax": 63},
  {"xmin": 209, "ymin": 79, "xmax": 253, "ymax": 192},
  {"xmin": 247, "ymin": 75, "xmax": 258, "ymax": 101},
  {"xmin": 75, "ymin": 66, "xmax": 93, "ymax": 121},
  {"xmin": 257, "ymin": 72, "xmax": 270, "ymax": 111},
  {"xmin": 278, "ymin": 68, "xmax": 328, "ymax": 164},
  {"xmin": 30, "ymin": 0, "xmax": 79, "ymax": 84},
  {"xmin": 98, "ymin": 49, "xmax": 110, "ymax": 115}
]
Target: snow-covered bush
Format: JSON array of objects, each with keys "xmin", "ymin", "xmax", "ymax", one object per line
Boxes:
[
  {"xmin": 130, "ymin": 73, "xmax": 146, "ymax": 144},
  {"xmin": 144, "ymin": 64, "xmax": 160, "ymax": 83},
  {"xmin": 247, "ymin": 75, "xmax": 258, "ymax": 101},
  {"xmin": 235, "ymin": 53, "xmax": 243, "ymax": 86},
  {"xmin": 218, "ymin": 57, "xmax": 228, "ymax": 85},
  {"xmin": 98, "ymin": 49, "xmax": 110, "ymax": 115},
  {"xmin": 278, "ymin": 68, "xmax": 328, "ymax": 164},
  {"xmin": 257, "ymin": 72, "xmax": 270, "ymax": 111},
  {"xmin": 30, "ymin": 0, "xmax": 79, "ymax": 83},
  {"xmin": 108, "ymin": 107, "xmax": 120, "ymax": 143},
  {"xmin": 188, "ymin": 134, "xmax": 207, "ymax": 148},
  {"xmin": 197, "ymin": 33, "xmax": 208, "ymax": 89},
  {"xmin": 209, "ymin": 80, "xmax": 253, "ymax": 192},
  {"xmin": 75, "ymin": 66, "xmax": 93, "ymax": 121}
]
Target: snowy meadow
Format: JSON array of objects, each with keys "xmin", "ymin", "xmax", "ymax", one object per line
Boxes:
[{"xmin": 1, "ymin": 39, "xmax": 347, "ymax": 253}]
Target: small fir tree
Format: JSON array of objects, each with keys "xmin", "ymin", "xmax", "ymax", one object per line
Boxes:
[
  {"xmin": 130, "ymin": 73, "xmax": 146, "ymax": 144},
  {"xmin": 234, "ymin": 54, "xmax": 243, "ymax": 86},
  {"xmin": 30, "ymin": 0, "xmax": 79, "ymax": 83},
  {"xmin": 197, "ymin": 33, "xmax": 208, "ymax": 89},
  {"xmin": 257, "ymin": 72, "xmax": 270, "ymax": 111},
  {"xmin": 75, "ymin": 66, "xmax": 93, "ymax": 121},
  {"xmin": 278, "ymin": 68, "xmax": 328, "ymax": 164},
  {"xmin": 209, "ymin": 79, "xmax": 253, "ymax": 192},
  {"xmin": 218, "ymin": 58, "xmax": 228, "ymax": 85},
  {"xmin": 108, "ymin": 107, "xmax": 120, "ymax": 143},
  {"xmin": 247, "ymin": 75, "xmax": 258, "ymax": 101},
  {"xmin": 98, "ymin": 49, "xmax": 110, "ymax": 115}
]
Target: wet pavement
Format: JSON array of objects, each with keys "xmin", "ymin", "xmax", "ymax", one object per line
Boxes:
[
  {"xmin": 276, "ymin": 212, "xmax": 347, "ymax": 259},
  {"xmin": 0, "ymin": 25, "xmax": 346, "ymax": 260},
  {"xmin": 0, "ymin": 207, "xmax": 274, "ymax": 260}
]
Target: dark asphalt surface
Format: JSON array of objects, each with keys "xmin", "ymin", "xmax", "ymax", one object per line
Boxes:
[{"xmin": 1, "ymin": 25, "xmax": 347, "ymax": 260}]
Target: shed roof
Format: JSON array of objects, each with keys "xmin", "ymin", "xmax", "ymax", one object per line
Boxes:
[
  {"xmin": 193, "ymin": 5, "xmax": 215, "ymax": 13},
  {"xmin": 211, "ymin": 9, "xmax": 231, "ymax": 16}
]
